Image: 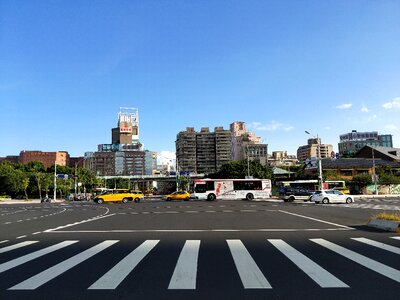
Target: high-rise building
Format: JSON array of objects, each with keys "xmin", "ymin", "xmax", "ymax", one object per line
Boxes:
[
  {"xmin": 176, "ymin": 127, "xmax": 197, "ymax": 173},
  {"xmin": 176, "ymin": 126, "xmax": 232, "ymax": 174},
  {"xmin": 338, "ymin": 130, "xmax": 393, "ymax": 157},
  {"xmin": 297, "ymin": 138, "xmax": 333, "ymax": 162},
  {"xmin": 215, "ymin": 126, "xmax": 232, "ymax": 169},
  {"xmin": 144, "ymin": 150, "xmax": 157, "ymax": 175},
  {"xmin": 86, "ymin": 107, "xmax": 147, "ymax": 176},
  {"xmin": 230, "ymin": 121, "xmax": 268, "ymax": 164}
]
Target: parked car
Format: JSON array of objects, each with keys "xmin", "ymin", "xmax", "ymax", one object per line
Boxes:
[
  {"xmin": 94, "ymin": 189, "xmax": 144, "ymax": 204},
  {"xmin": 312, "ymin": 189, "xmax": 354, "ymax": 204},
  {"xmin": 279, "ymin": 187, "xmax": 314, "ymax": 202},
  {"xmin": 164, "ymin": 191, "xmax": 191, "ymax": 201}
]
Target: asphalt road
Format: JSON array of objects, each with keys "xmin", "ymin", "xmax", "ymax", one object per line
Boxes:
[{"xmin": 0, "ymin": 198, "xmax": 399, "ymax": 300}]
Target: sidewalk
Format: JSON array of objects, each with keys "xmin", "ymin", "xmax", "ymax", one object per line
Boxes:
[
  {"xmin": 0, "ymin": 198, "xmax": 65, "ymax": 204},
  {"xmin": 354, "ymin": 194, "xmax": 400, "ymax": 199}
]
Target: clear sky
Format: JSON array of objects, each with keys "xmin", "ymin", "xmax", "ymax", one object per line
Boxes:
[{"xmin": 1, "ymin": 0, "xmax": 399, "ymax": 161}]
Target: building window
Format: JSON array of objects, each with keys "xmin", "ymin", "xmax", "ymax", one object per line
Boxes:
[{"xmin": 340, "ymin": 170, "xmax": 353, "ymax": 176}]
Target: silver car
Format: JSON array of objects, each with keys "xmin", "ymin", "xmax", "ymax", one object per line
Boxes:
[{"xmin": 312, "ymin": 189, "xmax": 354, "ymax": 204}]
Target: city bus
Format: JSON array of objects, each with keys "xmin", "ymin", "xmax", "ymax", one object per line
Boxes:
[
  {"xmin": 324, "ymin": 180, "xmax": 350, "ymax": 194},
  {"xmin": 192, "ymin": 178, "xmax": 272, "ymax": 201}
]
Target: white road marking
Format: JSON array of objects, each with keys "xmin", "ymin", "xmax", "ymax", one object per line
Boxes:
[
  {"xmin": 227, "ymin": 239, "xmax": 271, "ymax": 289},
  {"xmin": 0, "ymin": 240, "xmax": 10, "ymax": 244},
  {"xmin": 0, "ymin": 241, "xmax": 78, "ymax": 273},
  {"xmin": 43, "ymin": 213, "xmax": 116, "ymax": 232},
  {"xmin": 46, "ymin": 227, "xmax": 352, "ymax": 233},
  {"xmin": 351, "ymin": 238, "xmax": 400, "ymax": 255},
  {"xmin": 0, "ymin": 241, "xmax": 38, "ymax": 254},
  {"xmin": 268, "ymin": 239, "xmax": 348, "ymax": 288},
  {"xmin": 311, "ymin": 238, "xmax": 400, "ymax": 283},
  {"xmin": 9, "ymin": 240, "xmax": 118, "ymax": 290},
  {"xmin": 279, "ymin": 210, "xmax": 353, "ymax": 229},
  {"xmin": 89, "ymin": 240, "xmax": 159, "ymax": 290},
  {"xmin": 391, "ymin": 237, "xmax": 400, "ymax": 240},
  {"xmin": 16, "ymin": 235, "xmax": 27, "ymax": 239},
  {"xmin": 168, "ymin": 240, "xmax": 201, "ymax": 289}
]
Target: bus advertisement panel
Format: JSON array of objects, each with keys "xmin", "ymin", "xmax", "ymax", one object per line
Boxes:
[{"xmin": 192, "ymin": 178, "xmax": 272, "ymax": 201}]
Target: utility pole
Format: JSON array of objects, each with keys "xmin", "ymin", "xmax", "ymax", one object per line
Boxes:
[
  {"xmin": 305, "ymin": 131, "xmax": 323, "ymax": 189},
  {"xmin": 53, "ymin": 163, "xmax": 57, "ymax": 201},
  {"xmin": 372, "ymin": 147, "xmax": 378, "ymax": 195}
]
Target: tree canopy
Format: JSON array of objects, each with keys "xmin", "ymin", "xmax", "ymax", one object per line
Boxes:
[{"xmin": 208, "ymin": 160, "xmax": 274, "ymax": 180}]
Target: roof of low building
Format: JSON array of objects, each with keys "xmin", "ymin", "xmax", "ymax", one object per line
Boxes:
[
  {"xmin": 321, "ymin": 158, "xmax": 400, "ymax": 169},
  {"xmin": 354, "ymin": 145, "xmax": 400, "ymax": 162}
]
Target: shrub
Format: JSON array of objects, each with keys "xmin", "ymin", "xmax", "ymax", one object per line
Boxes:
[{"xmin": 373, "ymin": 212, "xmax": 400, "ymax": 221}]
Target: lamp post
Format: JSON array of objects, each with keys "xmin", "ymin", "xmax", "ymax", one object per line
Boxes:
[
  {"xmin": 246, "ymin": 144, "xmax": 250, "ymax": 178},
  {"xmin": 74, "ymin": 157, "xmax": 86, "ymax": 199},
  {"xmin": 305, "ymin": 131, "xmax": 323, "ymax": 190},
  {"xmin": 54, "ymin": 162, "xmax": 57, "ymax": 201}
]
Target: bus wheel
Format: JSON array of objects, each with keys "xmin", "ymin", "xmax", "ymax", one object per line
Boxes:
[
  {"xmin": 246, "ymin": 193, "xmax": 254, "ymax": 201},
  {"xmin": 207, "ymin": 194, "xmax": 216, "ymax": 201}
]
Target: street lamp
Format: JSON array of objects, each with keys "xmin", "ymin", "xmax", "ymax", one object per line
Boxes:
[
  {"xmin": 305, "ymin": 131, "xmax": 323, "ymax": 190},
  {"xmin": 74, "ymin": 157, "xmax": 86, "ymax": 199}
]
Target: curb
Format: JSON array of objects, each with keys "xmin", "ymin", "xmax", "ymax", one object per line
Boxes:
[{"xmin": 367, "ymin": 219, "xmax": 400, "ymax": 232}]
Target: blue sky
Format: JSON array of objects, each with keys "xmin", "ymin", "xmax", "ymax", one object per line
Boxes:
[{"xmin": 1, "ymin": 0, "xmax": 399, "ymax": 160}]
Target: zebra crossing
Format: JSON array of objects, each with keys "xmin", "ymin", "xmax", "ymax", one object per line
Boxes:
[{"xmin": 0, "ymin": 236, "xmax": 399, "ymax": 291}]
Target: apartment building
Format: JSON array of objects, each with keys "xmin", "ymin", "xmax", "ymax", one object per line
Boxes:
[
  {"xmin": 297, "ymin": 138, "xmax": 333, "ymax": 162},
  {"xmin": 230, "ymin": 121, "xmax": 268, "ymax": 164},
  {"xmin": 176, "ymin": 127, "xmax": 197, "ymax": 173},
  {"xmin": 176, "ymin": 126, "xmax": 232, "ymax": 174}
]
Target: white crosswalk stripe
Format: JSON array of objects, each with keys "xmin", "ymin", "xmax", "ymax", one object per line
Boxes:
[
  {"xmin": 0, "ymin": 241, "xmax": 78, "ymax": 274},
  {"xmin": 9, "ymin": 240, "xmax": 119, "ymax": 290},
  {"xmin": 310, "ymin": 238, "xmax": 400, "ymax": 283},
  {"xmin": 89, "ymin": 240, "xmax": 159, "ymax": 290},
  {"xmin": 227, "ymin": 239, "xmax": 272, "ymax": 289},
  {"xmin": 351, "ymin": 237, "xmax": 400, "ymax": 255},
  {"xmin": 0, "ymin": 241, "xmax": 38, "ymax": 254},
  {"xmin": 1, "ymin": 237, "xmax": 400, "ymax": 291},
  {"xmin": 268, "ymin": 239, "xmax": 348, "ymax": 288},
  {"xmin": 168, "ymin": 240, "xmax": 200, "ymax": 289}
]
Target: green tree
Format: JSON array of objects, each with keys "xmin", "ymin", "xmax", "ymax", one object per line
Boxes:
[
  {"xmin": 209, "ymin": 160, "xmax": 273, "ymax": 180},
  {"xmin": 0, "ymin": 162, "xmax": 26, "ymax": 197},
  {"xmin": 22, "ymin": 177, "xmax": 30, "ymax": 199},
  {"xmin": 24, "ymin": 161, "xmax": 46, "ymax": 199},
  {"xmin": 178, "ymin": 176, "xmax": 189, "ymax": 190}
]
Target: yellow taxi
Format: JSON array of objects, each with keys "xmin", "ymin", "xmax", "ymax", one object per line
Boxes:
[
  {"xmin": 164, "ymin": 191, "xmax": 191, "ymax": 201},
  {"xmin": 94, "ymin": 189, "xmax": 144, "ymax": 204}
]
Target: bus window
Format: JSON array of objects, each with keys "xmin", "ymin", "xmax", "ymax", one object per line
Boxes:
[
  {"xmin": 194, "ymin": 184, "xmax": 207, "ymax": 193},
  {"xmin": 194, "ymin": 181, "xmax": 214, "ymax": 193},
  {"xmin": 233, "ymin": 180, "xmax": 262, "ymax": 190}
]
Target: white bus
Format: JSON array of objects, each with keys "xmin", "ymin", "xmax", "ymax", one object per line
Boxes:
[{"xmin": 192, "ymin": 178, "xmax": 272, "ymax": 201}]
